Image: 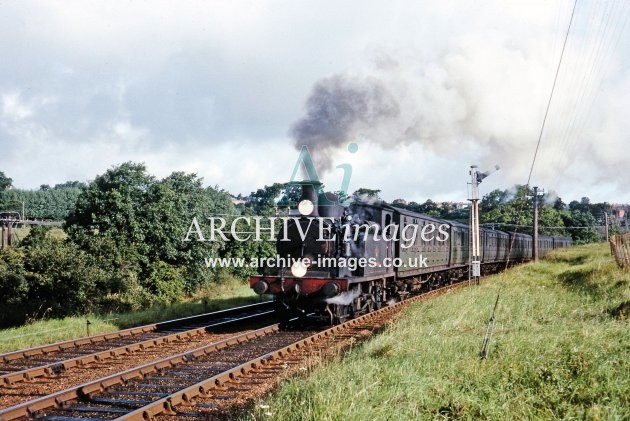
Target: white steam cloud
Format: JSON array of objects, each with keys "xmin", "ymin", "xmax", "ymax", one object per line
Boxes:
[{"xmin": 325, "ymin": 288, "xmax": 361, "ymax": 305}]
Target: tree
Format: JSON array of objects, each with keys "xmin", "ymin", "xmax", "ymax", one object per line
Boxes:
[
  {"xmin": 480, "ymin": 188, "xmax": 512, "ymax": 213},
  {"xmin": 391, "ymin": 198, "xmax": 407, "ymax": 207},
  {"xmin": 22, "ymin": 234, "xmax": 100, "ymax": 317},
  {"xmin": 569, "ymin": 197, "xmax": 591, "ymax": 214},
  {"xmin": 64, "ymin": 163, "xmax": 156, "ymax": 308},
  {"xmin": 352, "ymin": 188, "xmax": 382, "ymax": 201},
  {"xmin": 277, "ymin": 183, "xmax": 305, "ymax": 209},
  {"xmin": 143, "ymin": 173, "xmax": 235, "ymax": 290},
  {"xmin": 0, "ymin": 248, "xmax": 29, "ymax": 326},
  {"xmin": 65, "ymin": 162, "xmax": 241, "ymax": 300},
  {"xmin": 0, "ymin": 188, "xmax": 83, "ymax": 220},
  {"xmin": 54, "ymin": 180, "xmax": 87, "ymax": 189},
  {"xmin": 553, "ymin": 197, "xmax": 566, "ymax": 211},
  {"xmin": 440, "ymin": 207, "xmax": 469, "ymax": 223},
  {"xmin": 66, "ymin": 162, "xmax": 154, "ymax": 263},
  {"xmin": 538, "ymin": 206, "xmax": 568, "ymax": 236},
  {"xmin": 0, "ymin": 226, "xmax": 108, "ymax": 326},
  {"xmin": 0, "ymin": 171, "xmax": 12, "ymax": 191},
  {"xmin": 404, "ymin": 201, "xmax": 422, "ymax": 213},
  {"xmin": 480, "ymin": 185, "xmax": 554, "ymax": 234},
  {"xmin": 245, "ymin": 183, "xmax": 287, "ymax": 216},
  {"xmin": 331, "ymin": 189, "xmax": 350, "ymax": 205},
  {"xmin": 418, "ymin": 199, "xmax": 440, "ymax": 217},
  {"xmin": 588, "ymin": 202, "xmax": 610, "ymax": 224},
  {"xmin": 562, "ymin": 210, "xmax": 600, "ymax": 244}
]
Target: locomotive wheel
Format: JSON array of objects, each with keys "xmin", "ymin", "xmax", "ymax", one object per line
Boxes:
[
  {"xmin": 374, "ymin": 284, "xmax": 383, "ymax": 309},
  {"xmin": 364, "ymin": 294, "xmax": 376, "ymax": 314},
  {"xmin": 333, "ymin": 304, "xmax": 351, "ymax": 324}
]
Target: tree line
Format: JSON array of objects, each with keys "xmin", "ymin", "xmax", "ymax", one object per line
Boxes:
[
  {"xmin": 0, "ymin": 166, "xmax": 617, "ymax": 327},
  {"xmin": 0, "ymin": 163, "xmax": 276, "ymax": 327},
  {"xmin": 0, "ymin": 172, "xmax": 85, "ymax": 220},
  {"xmin": 391, "ymin": 185, "xmax": 615, "ymax": 244}
]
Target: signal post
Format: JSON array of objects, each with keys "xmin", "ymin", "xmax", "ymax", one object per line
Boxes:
[{"xmin": 468, "ymin": 165, "xmax": 499, "ymax": 284}]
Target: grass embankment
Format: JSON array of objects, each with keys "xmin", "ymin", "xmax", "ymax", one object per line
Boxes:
[
  {"xmin": 252, "ymin": 244, "xmax": 629, "ymax": 420},
  {"xmin": 0, "ymin": 278, "xmax": 266, "ymax": 353}
]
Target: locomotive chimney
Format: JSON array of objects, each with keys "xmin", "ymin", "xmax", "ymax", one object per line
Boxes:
[{"xmin": 295, "ymin": 180, "xmax": 321, "ymax": 217}]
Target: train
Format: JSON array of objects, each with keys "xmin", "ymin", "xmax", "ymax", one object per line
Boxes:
[{"xmin": 249, "ymin": 181, "xmax": 572, "ymax": 324}]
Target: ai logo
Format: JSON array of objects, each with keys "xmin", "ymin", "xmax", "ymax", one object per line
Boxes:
[{"xmin": 288, "ymin": 143, "xmax": 358, "ymax": 205}]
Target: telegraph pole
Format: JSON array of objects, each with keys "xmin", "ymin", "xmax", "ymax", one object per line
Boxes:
[
  {"xmin": 533, "ymin": 186, "xmax": 539, "ymax": 262},
  {"xmin": 604, "ymin": 212, "xmax": 609, "ymax": 241},
  {"xmin": 532, "ymin": 186, "xmax": 544, "ymax": 262}
]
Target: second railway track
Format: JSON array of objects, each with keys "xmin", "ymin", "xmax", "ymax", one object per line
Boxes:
[
  {"xmin": 0, "ymin": 282, "xmax": 465, "ymax": 420},
  {"xmin": 0, "ymin": 302, "xmax": 275, "ymax": 409}
]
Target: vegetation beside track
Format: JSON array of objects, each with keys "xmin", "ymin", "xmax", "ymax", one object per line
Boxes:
[
  {"xmin": 0, "ymin": 278, "xmax": 267, "ymax": 353},
  {"xmin": 12, "ymin": 227, "xmax": 66, "ymax": 241},
  {"xmin": 251, "ymin": 243, "xmax": 629, "ymax": 420}
]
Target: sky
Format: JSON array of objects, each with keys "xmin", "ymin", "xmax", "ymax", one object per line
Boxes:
[{"xmin": 1, "ymin": 0, "xmax": 629, "ymax": 204}]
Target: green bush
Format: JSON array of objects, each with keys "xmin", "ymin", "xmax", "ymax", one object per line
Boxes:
[
  {"xmin": 0, "ymin": 227, "xmax": 107, "ymax": 326},
  {"xmin": 0, "ymin": 248, "xmax": 30, "ymax": 326},
  {"xmin": 143, "ymin": 261, "xmax": 186, "ymax": 306}
]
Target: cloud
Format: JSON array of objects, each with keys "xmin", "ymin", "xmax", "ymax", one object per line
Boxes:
[
  {"xmin": 2, "ymin": 94, "xmax": 34, "ymax": 120},
  {"xmin": 0, "ymin": 0, "xmax": 628, "ymax": 204},
  {"xmin": 287, "ymin": 1, "xmax": 630, "ymax": 201}
]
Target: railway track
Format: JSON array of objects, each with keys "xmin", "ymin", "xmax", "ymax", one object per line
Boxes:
[
  {"xmin": 0, "ymin": 282, "xmax": 465, "ymax": 420},
  {"xmin": 0, "ymin": 302, "xmax": 275, "ymax": 390}
]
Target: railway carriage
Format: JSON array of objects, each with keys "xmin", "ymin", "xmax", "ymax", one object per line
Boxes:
[
  {"xmin": 250, "ymin": 182, "xmax": 573, "ymax": 324},
  {"xmin": 539, "ymin": 235, "xmax": 554, "ymax": 256},
  {"xmin": 553, "ymin": 236, "xmax": 573, "ymax": 249},
  {"xmin": 393, "ymin": 208, "xmax": 452, "ymax": 288},
  {"xmin": 448, "ymin": 221, "xmax": 470, "ymax": 278}
]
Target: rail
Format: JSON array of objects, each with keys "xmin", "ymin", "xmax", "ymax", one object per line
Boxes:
[
  {"xmin": 0, "ymin": 282, "xmax": 465, "ymax": 420},
  {"xmin": 0, "ymin": 301, "xmax": 274, "ymax": 386}
]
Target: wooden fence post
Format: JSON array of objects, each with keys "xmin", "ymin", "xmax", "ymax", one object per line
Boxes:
[{"xmin": 610, "ymin": 233, "xmax": 630, "ymax": 269}]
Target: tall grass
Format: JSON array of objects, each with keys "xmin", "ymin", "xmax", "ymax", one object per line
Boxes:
[
  {"xmin": 0, "ymin": 277, "xmax": 266, "ymax": 353},
  {"xmin": 251, "ymin": 244, "xmax": 629, "ymax": 420}
]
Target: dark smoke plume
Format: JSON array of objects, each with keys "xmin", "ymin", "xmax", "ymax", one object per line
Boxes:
[{"xmin": 290, "ymin": 74, "xmax": 399, "ymax": 172}]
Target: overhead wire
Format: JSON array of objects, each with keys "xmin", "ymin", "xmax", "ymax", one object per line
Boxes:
[
  {"xmin": 505, "ymin": 0, "xmax": 629, "ymax": 251},
  {"xmin": 553, "ymin": 0, "xmax": 630, "ymax": 182},
  {"xmin": 503, "ymin": 0, "xmax": 578, "ymax": 269},
  {"xmin": 546, "ymin": 0, "xmax": 629, "ymax": 190},
  {"xmin": 526, "ymin": 0, "xmax": 578, "ymax": 188},
  {"xmin": 546, "ymin": 0, "xmax": 611, "ymax": 184}
]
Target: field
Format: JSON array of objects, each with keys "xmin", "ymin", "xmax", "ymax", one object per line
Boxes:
[
  {"xmin": 250, "ymin": 244, "xmax": 629, "ymax": 420},
  {"xmin": 0, "ymin": 278, "xmax": 264, "ymax": 353},
  {"xmin": 12, "ymin": 226, "xmax": 66, "ymax": 242}
]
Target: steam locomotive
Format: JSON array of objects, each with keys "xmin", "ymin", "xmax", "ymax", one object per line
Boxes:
[{"xmin": 249, "ymin": 181, "xmax": 572, "ymax": 324}]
